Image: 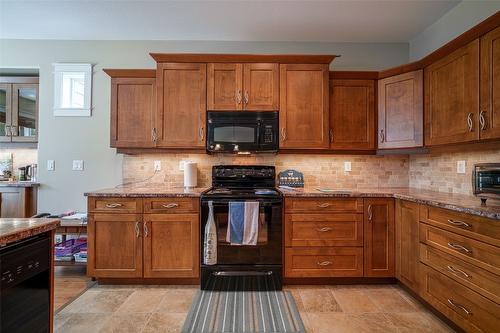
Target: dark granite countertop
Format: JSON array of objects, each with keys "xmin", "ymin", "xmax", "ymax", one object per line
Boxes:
[
  {"xmin": 0, "ymin": 181, "xmax": 40, "ymax": 187},
  {"xmin": 279, "ymin": 187, "xmax": 500, "ymax": 220},
  {"xmin": 84, "ymin": 185, "xmax": 208, "ymax": 198},
  {"xmin": 0, "ymin": 218, "xmax": 60, "ymax": 246}
]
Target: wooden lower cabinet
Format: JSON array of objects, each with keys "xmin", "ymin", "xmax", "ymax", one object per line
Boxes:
[
  {"xmin": 87, "ymin": 213, "xmax": 143, "ymax": 278},
  {"xmin": 395, "ymin": 200, "xmax": 420, "ymax": 292},
  {"xmin": 364, "ymin": 198, "xmax": 395, "ymax": 277},
  {"xmin": 0, "ymin": 186, "xmax": 37, "ymax": 218},
  {"xmin": 143, "ymin": 214, "xmax": 199, "ymax": 278}
]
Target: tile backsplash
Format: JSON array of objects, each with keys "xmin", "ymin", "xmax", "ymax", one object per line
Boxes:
[
  {"xmin": 0, "ymin": 149, "xmax": 37, "ymax": 178},
  {"xmin": 123, "ymin": 154, "xmax": 409, "ymax": 189}
]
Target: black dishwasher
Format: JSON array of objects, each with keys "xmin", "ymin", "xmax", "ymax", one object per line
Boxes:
[{"xmin": 1, "ymin": 233, "xmax": 51, "ymax": 333}]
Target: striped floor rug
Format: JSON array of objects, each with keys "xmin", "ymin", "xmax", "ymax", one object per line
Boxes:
[{"xmin": 181, "ymin": 276, "xmax": 305, "ymax": 333}]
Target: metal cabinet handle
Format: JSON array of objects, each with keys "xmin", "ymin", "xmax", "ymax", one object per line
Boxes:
[
  {"xmin": 447, "ymin": 299, "xmax": 472, "ymax": 315},
  {"xmin": 199, "ymin": 127, "xmax": 204, "ymax": 142},
  {"xmin": 162, "ymin": 203, "xmax": 179, "ymax": 209},
  {"xmin": 4, "ymin": 125, "xmax": 11, "ymax": 137},
  {"xmin": 151, "ymin": 128, "xmax": 158, "ymax": 143},
  {"xmin": 316, "ymin": 227, "xmax": 332, "ymax": 232},
  {"xmin": 367, "ymin": 204, "xmax": 373, "ymax": 221},
  {"xmin": 380, "ymin": 129, "xmax": 385, "ymax": 143},
  {"xmin": 244, "ymin": 91, "xmax": 249, "ymax": 104},
  {"xmin": 479, "ymin": 110, "xmax": 486, "ymax": 130},
  {"xmin": 143, "ymin": 221, "xmax": 149, "ymax": 237},
  {"xmin": 329, "ymin": 129, "xmax": 334, "ymax": 143},
  {"xmin": 135, "ymin": 221, "xmax": 141, "ymax": 238},
  {"xmin": 281, "ymin": 128, "xmax": 286, "ymax": 141},
  {"xmin": 235, "ymin": 90, "xmax": 242, "ymax": 104},
  {"xmin": 317, "ymin": 261, "xmax": 332, "ymax": 266},
  {"xmin": 105, "ymin": 203, "xmax": 123, "ymax": 208},
  {"xmin": 447, "ymin": 242, "xmax": 472, "ymax": 254},
  {"xmin": 447, "ymin": 265, "xmax": 471, "ymax": 279},
  {"xmin": 317, "ymin": 203, "xmax": 331, "ymax": 208},
  {"xmin": 447, "ymin": 219, "xmax": 470, "ymax": 228},
  {"xmin": 467, "ymin": 113, "xmax": 473, "ymax": 132}
]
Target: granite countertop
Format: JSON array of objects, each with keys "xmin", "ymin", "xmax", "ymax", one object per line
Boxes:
[
  {"xmin": 0, "ymin": 181, "xmax": 40, "ymax": 187},
  {"xmin": 84, "ymin": 185, "xmax": 208, "ymax": 198},
  {"xmin": 0, "ymin": 218, "xmax": 60, "ymax": 246},
  {"xmin": 279, "ymin": 187, "xmax": 500, "ymax": 220}
]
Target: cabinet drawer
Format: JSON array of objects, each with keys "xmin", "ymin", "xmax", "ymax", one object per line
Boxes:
[
  {"xmin": 88, "ymin": 197, "xmax": 142, "ymax": 213},
  {"xmin": 420, "ymin": 205, "xmax": 500, "ymax": 247},
  {"xmin": 420, "ymin": 223, "xmax": 500, "ymax": 276},
  {"xmin": 143, "ymin": 198, "xmax": 199, "ymax": 213},
  {"xmin": 285, "ymin": 247, "xmax": 363, "ymax": 277},
  {"xmin": 285, "ymin": 198, "xmax": 363, "ymax": 213},
  {"xmin": 420, "ymin": 264, "xmax": 500, "ymax": 333},
  {"xmin": 420, "ymin": 244, "xmax": 500, "ymax": 304},
  {"xmin": 285, "ymin": 213, "xmax": 363, "ymax": 247}
]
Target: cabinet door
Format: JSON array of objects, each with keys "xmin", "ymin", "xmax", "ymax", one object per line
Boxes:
[
  {"xmin": 425, "ymin": 40, "xmax": 479, "ymax": 146},
  {"xmin": 156, "ymin": 63, "xmax": 206, "ymax": 148},
  {"xmin": 0, "ymin": 187, "xmax": 24, "ymax": 218},
  {"xmin": 364, "ymin": 198, "xmax": 395, "ymax": 277},
  {"xmin": 243, "ymin": 63, "xmax": 279, "ymax": 111},
  {"xmin": 87, "ymin": 213, "xmax": 143, "ymax": 278},
  {"xmin": 110, "ymin": 77, "xmax": 155, "ymax": 148},
  {"xmin": 143, "ymin": 214, "xmax": 199, "ymax": 278},
  {"xmin": 395, "ymin": 200, "xmax": 419, "ymax": 292},
  {"xmin": 0, "ymin": 84, "xmax": 12, "ymax": 142},
  {"xmin": 378, "ymin": 71, "xmax": 423, "ymax": 149},
  {"xmin": 207, "ymin": 63, "xmax": 242, "ymax": 110},
  {"xmin": 279, "ymin": 64, "xmax": 329, "ymax": 149},
  {"xmin": 330, "ymin": 79, "xmax": 375, "ymax": 150},
  {"xmin": 480, "ymin": 26, "xmax": 500, "ymax": 140},
  {"xmin": 11, "ymin": 83, "xmax": 38, "ymax": 142}
]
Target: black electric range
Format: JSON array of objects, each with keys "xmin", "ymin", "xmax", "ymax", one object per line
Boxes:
[{"xmin": 200, "ymin": 165, "xmax": 283, "ymax": 290}]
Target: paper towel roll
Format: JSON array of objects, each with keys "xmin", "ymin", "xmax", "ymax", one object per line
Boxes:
[{"xmin": 183, "ymin": 162, "xmax": 198, "ymax": 188}]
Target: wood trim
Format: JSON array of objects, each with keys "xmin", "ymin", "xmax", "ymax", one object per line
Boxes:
[
  {"xmin": 150, "ymin": 53, "xmax": 338, "ymax": 64},
  {"xmin": 284, "ymin": 277, "xmax": 397, "ymax": 285},
  {"xmin": 116, "ymin": 148, "xmax": 207, "ymax": 154},
  {"xmin": 329, "ymin": 71, "xmax": 379, "ymax": 80},
  {"xmin": 378, "ymin": 61, "xmax": 422, "ymax": 79},
  {"xmin": 96, "ymin": 278, "xmax": 200, "ymax": 285},
  {"xmin": 0, "ymin": 76, "xmax": 39, "ymax": 84},
  {"xmin": 103, "ymin": 69, "xmax": 156, "ymax": 78},
  {"xmin": 278, "ymin": 149, "xmax": 376, "ymax": 155}
]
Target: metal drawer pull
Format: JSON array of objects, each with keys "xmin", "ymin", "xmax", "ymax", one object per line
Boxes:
[
  {"xmin": 281, "ymin": 128, "xmax": 286, "ymax": 141},
  {"xmin": 329, "ymin": 129, "xmax": 334, "ymax": 143},
  {"xmin": 479, "ymin": 110, "xmax": 486, "ymax": 130},
  {"xmin": 235, "ymin": 90, "xmax": 242, "ymax": 104},
  {"xmin": 199, "ymin": 127, "xmax": 204, "ymax": 141},
  {"xmin": 447, "ymin": 219, "xmax": 470, "ymax": 228},
  {"xmin": 367, "ymin": 204, "xmax": 373, "ymax": 221},
  {"xmin": 244, "ymin": 91, "xmax": 249, "ymax": 104},
  {"xmin": 143, "ymin": 221, "xmax": 149, "ymax": 237},
  {"xmin": 317, "ymin": 261, "xmax": 332, "ymax": 266},
  {"xmin": 447, "ymin": 242, "xmax": 472, "ymax": 254},
  {"xmin": 317, "ymin": 203, "xmax": 331, "ymax": 208},
  {"xmin": 380, "ymin": 129, "xmax": 385, "ymax": 143},
  {"xmin": 316, "ymin": 227, "xmax": 332, "ymax": 232},
  {"xmin": 162, "ymin": 203, "xmax": 179, "ymax": 208},
  {"xmin": 467, "ymin": 113, "xmax": 473, "ymax": 132},
  {"xmin": 447, "ymin": 299, "xmax": 472, "ymax": 315},
  {"xmin": 447, "ymin": 265, "xmax": 471, "ymax": 279},
  {"xmin": 105, "ymin": 203, "xmax": 123, "ymax": 208},
  {"xmin": 134, "ymin": 221, "xmax": 141, "ymax": 238}
]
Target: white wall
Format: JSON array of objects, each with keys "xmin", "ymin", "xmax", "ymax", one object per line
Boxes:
[
  {"xmin": 0, "ymin": 39, "xmax": 408, "ymax": 213},
  {"xmin": 409, "ymin": 1, "xmax": 500, "ymax": 61}
]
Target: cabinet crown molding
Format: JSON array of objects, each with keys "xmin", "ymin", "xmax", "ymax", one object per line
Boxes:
[{"xmin": 149, "ymin": 53, "xmax": 338, "ymax": 64}]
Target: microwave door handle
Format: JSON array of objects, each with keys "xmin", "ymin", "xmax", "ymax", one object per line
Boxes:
[{"xmin": 256, "ymin": 122, "xmax": 261, "ymax": 146}]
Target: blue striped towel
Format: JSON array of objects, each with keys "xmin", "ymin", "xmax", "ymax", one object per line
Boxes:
[{"xmin": 226, "ymin": 201, "xmax": 259, "ymax": 245}]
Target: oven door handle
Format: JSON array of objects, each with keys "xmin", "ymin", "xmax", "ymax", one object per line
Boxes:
[{"xmin": 213, "ymin": 271, "xmax": 273, "ymax": 277}]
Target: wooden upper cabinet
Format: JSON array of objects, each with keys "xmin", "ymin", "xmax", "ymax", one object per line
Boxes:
[
  {"xmin": 207, "ymin": 63, "xmax": 242, "ymax": 110},
  {"xmin": 424, "ymin": 40, "xmax": 480, "ymax": 146},
  {"xmin": 330, "ymin": 79, "xmax": 375, "ymax": 150},
  {"xmin": 110, "ymin": 76, "xmax": 156, "ymax": 148},
  {"xmin": 480, "ymin": 26, "xmax": 500, "ymax": 140},
  {"xmin": 243, "ymin": 63, "xmax": 279, "ymax": 110},
  {"xmin": 156, "ymin": 63, "xmax": 206, "ymax": 148},
  {"xmin": 378, "ymin": 71, "xmax": 423, "ymax": 149},
  {"xmin": 280, "ymin": 64, "xmax": 329, "ymax": 149},
  {"xmin": 364, "ymin": 198, "xmax": 395, "ymax": 277}
]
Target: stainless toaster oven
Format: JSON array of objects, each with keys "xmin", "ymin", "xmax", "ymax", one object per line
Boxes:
[{"xmin": 472, "ymin": 163, "xmax": 500, "ymax": 203}]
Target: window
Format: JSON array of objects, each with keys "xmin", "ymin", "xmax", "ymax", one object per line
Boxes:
[{"xmin": 53, "ymin": 63, "xmax": 92, "ymax": 116}]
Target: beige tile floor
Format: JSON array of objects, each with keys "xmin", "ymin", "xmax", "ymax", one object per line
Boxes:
[{"xmin": 54, "ymin": 284, "xmax": 455, "ymax": 333}]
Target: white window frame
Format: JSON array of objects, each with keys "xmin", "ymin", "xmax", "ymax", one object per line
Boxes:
[{"xmin": 53, "ymin": 63, "xmax": 92, "ymax": 116}]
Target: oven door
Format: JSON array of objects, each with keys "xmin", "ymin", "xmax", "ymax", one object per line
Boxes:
[{"xmin": 201, "ymin": 198, "xmax": 282, "ymax": 265}]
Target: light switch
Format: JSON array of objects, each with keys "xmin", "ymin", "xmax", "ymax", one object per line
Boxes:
[
  {"xmin": 47, "ymin": 160, "xmax": 55, "ymax": 171},
  {"xmin": 72, "ymin": 160, "xmax": 84, "ymax": 171},
  {"xmin": 344, "ymin": 161, "xmax": 352, "ymax": 172},
  {"xmin": 154, "ymin": 160, "xmax": 161, "ymax": 171},
  {"xmin": 179, "ymin": 161, "xmax": 186, "ymax": 171},
  {"xmin": 457, "ymin": 160, "xmax": 466, "ymax": 174}
]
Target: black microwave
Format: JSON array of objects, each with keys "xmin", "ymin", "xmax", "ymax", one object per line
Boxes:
[
  {"xmin": 472, "ymin": 163, "xmax": 500, "ymax": 203},
  {"xmin": 206, "ymin": 111, "xmax": 278, "ymax": 153}
]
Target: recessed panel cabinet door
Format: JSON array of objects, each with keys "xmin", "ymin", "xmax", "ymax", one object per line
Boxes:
[
  {"xmin": 395, "ymin": 200, "xmax": 420, "ymax": 292},
  {"xmin": 156, "ymin": 63, "xmax": 206, "ymax": 148},
  {"xmin": 11, "ymin": 83, "xmax": 38, "ymax": 142},
  {"xmin": 0, "ymin": 83, "xmax": 12, "ymax": 142},
  {"xmin": 480, "ymin": 26, "xmax": 500, "ymax": 140},
  {"xmin": 110, "ymin": 77, "xmax": 155, "ymax": 148},
  {"xmin": 143, "ymin": 214, "xmax": 199, "ymax": 278},
  {"xmin": 425, "ymin": 40, "xmax": 480, "ymax": 146},
  {"xmin": 87, "ymin": 213, "xmax": 143, "ymax": 278},
  {"xmin": 330, "ymin": 79, "xmax": 375, "ymax": 150},
  {"xmin": 364, "ymin": 198, "xmax": 395, "ymax": 277},
  {"xmin": 207, "ymin": 63, "xmax": 242, "ymax": 110},
  {"xmin": 279, "ymin": 64, "xmax": 329, "ymax": 149},
  {"xmin": 243, "ymin": 63, "xmax": 279, "ymax": 111},
  {"xmin": 378, "ymin": 71, "xmax": 423, "ymax": 149}
]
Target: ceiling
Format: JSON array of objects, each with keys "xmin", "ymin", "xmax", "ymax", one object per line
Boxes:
[{"xmin": 0, "ymin": 0, "xmax": 461, "ymax": 42}]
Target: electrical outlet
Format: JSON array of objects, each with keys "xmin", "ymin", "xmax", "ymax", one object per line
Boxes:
[
  {"xmin": 179, "ymin": 161, "xmax": 186, "ymax": 171},
  {"xmin": 344, "ymin": 161, "xmax": 352, "ymax": 172},
  {"xmin": 72, "ymin": 160, "xmax": 84, "ymax": 171},
  {"xmin": 154, "ymin": 160, "xmax": 161, "ymax": 171},
  {"xmin": 457, "ymin": 160, "xmax": 466, "ymax": 174},
  {"xmin": 47, "ymin": 160, "xmax": 55, "ymax": 171}
]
